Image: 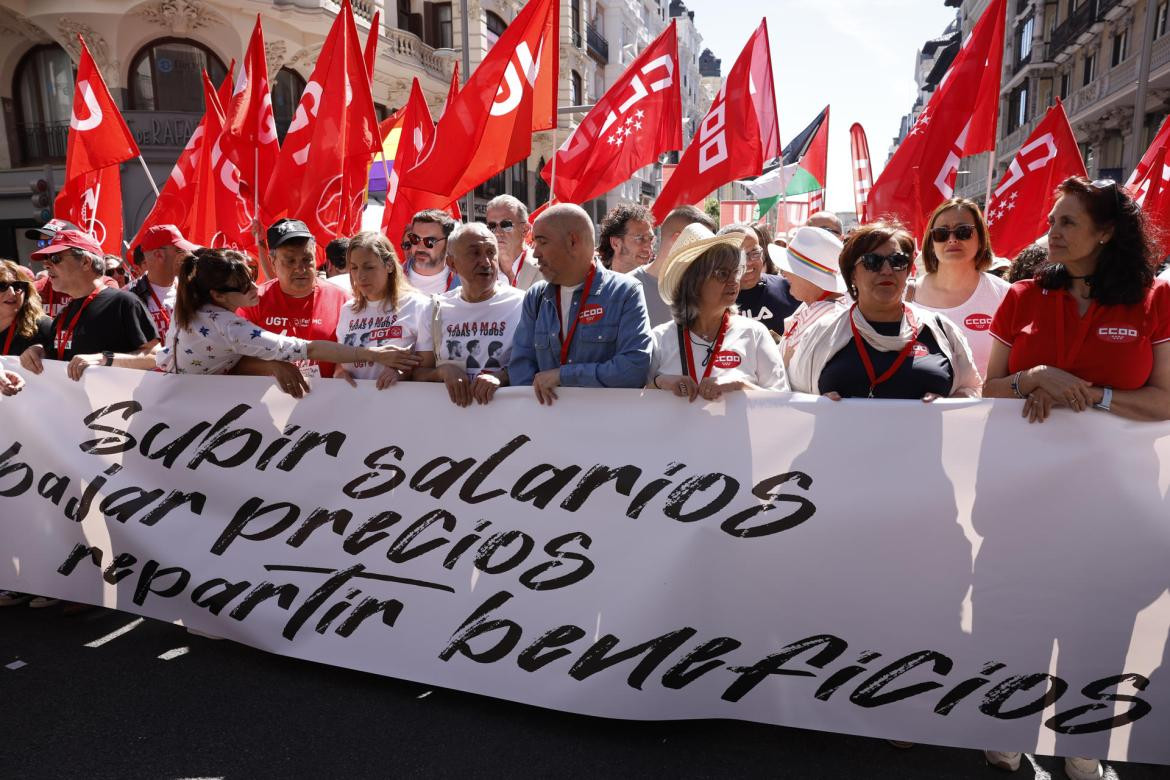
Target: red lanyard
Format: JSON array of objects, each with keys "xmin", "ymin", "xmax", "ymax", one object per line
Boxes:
[
  {"xmin": 683, "ymin": 310, "xmax": 731, "ymax": 382},
  {"xmin": 816, "ymin": 290, "xmax": 837, "ymax": 302},
  {"xmin": 848, "ymin": 303, "xmax": 919, "ymax": 397},
  {"xmin": 56, "ymin": 287, "xmax": 102, "ymax": 359},
  {"xmin": 554, "ymin": 262, "xmax": 598, "ymax": 364},
  {"xmin": 510, "ymin": 253, "xmax": 525, "ymax": 287},
  {"xmin": 1, "ymin": 322, "xmax": 15, "ymax": 356},
  {"xmin": 146, "ymin": 283, "xmax": 171, "ymax": 331},
  {"xmin": 445, "ymin": 271, "xmax": 454, "ymax": 291}
]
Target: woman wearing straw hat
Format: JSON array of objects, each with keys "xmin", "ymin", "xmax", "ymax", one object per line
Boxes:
[
  {"xmin": 648, "ymin": 224, "xmax": 788, "ymax": 401},
  {"xmin": 786, "ymin": 220, "xmax": 981, "ymax": 400},
  {"xmin": 772, "ymin": 226, "xmax": 847, "ymax": 368}
]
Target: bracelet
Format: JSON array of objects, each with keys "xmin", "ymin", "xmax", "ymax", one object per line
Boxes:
[{"xmin": 1010, "ymin": 371, "xmax": 1025, "ymax": 399}]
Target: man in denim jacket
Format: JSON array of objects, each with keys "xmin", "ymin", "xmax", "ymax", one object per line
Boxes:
[{"xmin": 509, "ymin": 204, "xmax": 653, "ymax": 405}]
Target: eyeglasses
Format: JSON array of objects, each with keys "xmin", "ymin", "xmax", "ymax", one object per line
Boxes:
[
  {"xmin": 486, "ymin": 219, "xmax": 515, "ymax": 233},
  {"xmin": 214, "ymin": 282, "xmax": 253, "ymax": 294},
  {"xmin": 43, "ymin": 254, "xmax": 67, "ymax": 266},
  {"xmin": 622, "ymin": 232, "xmax": 655, "ymax": 245},
  {"xmin": 0, "ymin": 280, "xmax": 29, "ymax": 294},
  {"xmin": 710, "ymin": 265, "xmax": 746, "ymax": 283},
  {"xmin": 402, "ymin": 233, "xmax": 446, "ymax": 249},
  {"xmin": 109, "ymin": 267, "xmax": 127, "ymax": 277},
  {"xmin": 745, "ymin": 248, "xmax": 764, "ymax": 262},
  {"xmin": 858, "ymin": 252, "xmax": 913, "ymax": 273},
  {"xmin": 929, "ymin": 224, "xmax": 977, "ymax": 243}
]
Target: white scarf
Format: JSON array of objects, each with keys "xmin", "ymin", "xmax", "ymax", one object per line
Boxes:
[{"xmin": 786, "ymin": 301, "xmax": 982, "ymax": 397}]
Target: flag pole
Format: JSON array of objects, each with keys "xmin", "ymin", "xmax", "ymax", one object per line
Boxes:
[
  {"xmin": 549, "ymin": 123, "xmax": 558, "ymax": 207},
  {"xmin": 983, "ymin": 151, "xmax": 996, "ymax": 208},
  {"xmin": 88, "ymin": 179, "xmax": 101, "ymax": 234},
  {"xmin": 136, "ymin": 155, "xmax": 159, "ymax": 197}
]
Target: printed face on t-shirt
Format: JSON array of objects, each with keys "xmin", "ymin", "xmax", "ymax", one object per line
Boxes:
[{"xmin": 273, "ymin": 244, "xmax": 317, "ymax": 297}]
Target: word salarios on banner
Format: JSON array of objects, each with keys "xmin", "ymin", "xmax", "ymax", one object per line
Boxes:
[{"xmin": 1, "ymin": 360, "xmax": 1168, "ymax": 764}]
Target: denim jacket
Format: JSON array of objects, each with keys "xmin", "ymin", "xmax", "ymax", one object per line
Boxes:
[{"xmin": 509, "ymin": 263, "xmax": 652, "ymax": 388}]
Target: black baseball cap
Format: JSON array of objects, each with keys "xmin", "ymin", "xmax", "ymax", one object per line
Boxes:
[
  {"xmin": 25, "ymin": 218, "xmax": 80, "ymax": 240},
  {"xmin": 267, "ymin": 219, "xmax": 314, "ymax": 248}
]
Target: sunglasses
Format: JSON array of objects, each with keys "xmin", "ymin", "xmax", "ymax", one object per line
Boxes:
[
  {"xmin": 930, "ymin": 224, "xmax": 977, "ymax": 243},
  {"xmin": 0, "ymin": 280, "xmax": 29, "ymax": 294},
  {"xmin": 402, "ymin": 234, "xmax": 446, "ymax": 250},
  {"xmin": 858, "ymin": 252, "xmax": 913, "ymax": 273},
  {"xmin": 36, "ymin": 238, "xmax": 51, "ymax": 249},
  {"xmin": 486, "ymin": 219, "xmax": 515, "ymax": 233},
  {"xmin": 214, "ymin": 282, "xmax": 253, "ymax": 294},
  {"xmin": 43, "ymin": 254, "xmax": 69, "ymax": 266},
  {"xmin": 1090, "ymin": 178, "xmax": 1122, "ymax": 212}
]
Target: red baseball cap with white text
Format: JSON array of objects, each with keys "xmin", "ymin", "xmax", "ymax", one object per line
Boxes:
[
  {"xmin": 139, "ymin": 224, "xmax": 200, "ymax": 254},
  {"xmin": 30, "ymin": 229, "xmax": 104, "ymax": 259}
]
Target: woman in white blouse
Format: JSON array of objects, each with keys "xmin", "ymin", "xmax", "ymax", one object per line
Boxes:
[{"xmin": 156, "ymin": 248, "xmax": 418, "ymax": 395}]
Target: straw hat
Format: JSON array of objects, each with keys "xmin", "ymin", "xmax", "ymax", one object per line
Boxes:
[
  {"xmin": 767, "ymin": 225, "xmax": 845, "ymax": 293},
  {"xmin": 658, "ymin": 224, "xmax": 747, "ymax": 305}
]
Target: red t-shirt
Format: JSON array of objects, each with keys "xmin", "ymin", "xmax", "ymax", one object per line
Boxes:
[
  {"xmin": 34, "ymin": 275, "xmax": 119, "ymax": 318},
  {"xmin": 990, "ymin": 279, "xmax": 1170, "ymax": 390},
  {"xmin": 238, "ymin": 280, "xmax": 348, "ymax": 378}
]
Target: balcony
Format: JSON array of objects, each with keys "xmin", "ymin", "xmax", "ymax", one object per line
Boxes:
[
  {"xmin": 1050, "ymin": 0, "xmax": 1098, "ymax": 60},
  {"xmin": 1096, "ymin": 0, "xmax": 1124, "ymax": 19},
  {"xmin": 384, "ymin": 26, "xmax": 448, "ymax": 80},
  {"xmin": 14, "ymin": 121, "xmax": 68, "ymax": 165},
  {"xmin": 586, "ymin": 23, "xmax": 609, "ymax": 64},
  {"xmin": 1065, "ymin": 52, "xmax": 1139, "ymax": 116},
  {"xmin": 273, "ymin": 0, "xmax": 382, "ymax": 21}
]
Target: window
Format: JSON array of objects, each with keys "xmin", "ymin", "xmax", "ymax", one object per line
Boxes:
[
  {"xmin": 1018, "ymin": 16, "xmax": 1034, "ymax": 62},
  {"xmin": 13, "ymin": 44, "xmax": 74, "ymax": 164},
  {"xmin": 1111, "ymin": 28, "xmax": 1128, "ymax": 67},
  {"xmin": 1007, "ymin": 84, "xmax": 1029, "ymax": 132},
  {"xmin": 1159, "ymin": 2, "xmax": 1169, "ymax": 38},
  {"xmin": 534, "ymin": 157, "xmax": 550, "ymax": 204},
  {"xmin": 571, "ymin": 70, "xmax": 583, "ymax": 106},
  {"xmin": 397, "ymin": 0, "xmax": 412, "ymax": 30},
  {"xmin": 1060, "ymin": 71, "xmax": 1070, "ymax": 99},
  {"xmin": 130, "ymin": 38, "xmax": 227, "ymax": 112},
  {"xmin": 486, "ymin": 11, "xmax": 507, "ymax": 51},
  {"xmin": 1082, "ymin": 52, "xmax": 1095, "ymax": 86},
  {"xmin": 571, "ymin": 0, "xmax": 582, "ymax": 47},
  {"xmin": 509, "ymin": 161, "xmax": 527, "ymax": 203},
  {"xmin": 424, "ymin": 2, "xmax": 453, "ymax": 48},
  {"xmin": 271, "ymin": 68, "xmax": 306, "ymax": 142}
]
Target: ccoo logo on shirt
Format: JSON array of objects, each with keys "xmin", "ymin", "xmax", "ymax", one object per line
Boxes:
[
  {"xmin": 577, "ymin": 303, "xmax": 605, "ymax": 324},
  {"xmin": 712, "ymin": 350, "xmax": 742, "ymax": 369},
  {"xmin": 964, "ymin": 313, "xmax": 993, "ymax": 331},
  {"xmin": 1097, "ymin": 325, "xmax": 1139, "ymax": 344}
]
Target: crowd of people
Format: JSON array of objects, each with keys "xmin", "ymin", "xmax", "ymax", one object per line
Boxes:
[{"xmin": 1, "ymin": 178, "xmax": 1169, "ymax": 778}]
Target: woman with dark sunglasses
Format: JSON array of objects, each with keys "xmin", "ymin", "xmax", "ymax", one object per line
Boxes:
[
  {"xmin": 908, "ymin": 198, "xmax": 1009, "ymax": 378},
  {"xmin": 787, "ymin": 220, "xmax": 981, "ymax": 399},
  {"xmin": 156, "ymin": 248, "xmax": 419, "ymax": 395},
  {"xmin": 0, "ymin": 260, "xmax": 50, "ymax": 365},
  {"xmin": 984, "ymin": 176, "xmax": 1170, "ymax": 424}
]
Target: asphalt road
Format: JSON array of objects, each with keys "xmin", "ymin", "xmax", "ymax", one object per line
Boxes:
[{"xmin": 1, "ymin": 604, "xmax": 1167, "ymax": 780}]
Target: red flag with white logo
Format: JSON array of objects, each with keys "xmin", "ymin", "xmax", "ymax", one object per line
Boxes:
[
  {"xmin": 54, "ymin": 37, "xmax": 140, "ymax": 253},
  {"xmin": 382, "ymin": 79, "xmax": 461, "ymax": 249},
  {"xmin": 651, "ymin": 20, "xmax": 779, "ymax": 223},
  {"xmin": 850, "ymin": 122, "xmax": 873, "ymax": 224},
  {"xmin": 441, "ymin": 62, "xmax": 460, "ymax": 119},
  {"xmin": 986, "ymin": 99, "xmax": 1086, "ymax": 259},
  {"xmin": 363, "ymin": 10, "xmax": 380, "ymax": 80},
  {"xmin": 225, "ymin": 16, "xmax": 280, "ymax": 226},
  {"xmin": 540, "ymin": 21, "xmax": 681, "ymax": 205},
  {"xmin": 407, "ymin": 0, "xmax": 558, "ymax": 198},
  {"xmin": 265, "ymin": 0, "xmax": 381, "ymax": 239},
  {"xmin": 865, "ymin": 0, "xmax": 1006, "ymax": 235},
  {"xmin": 1127, "ymin": 114, "xmax": 1170, "ymax": 257}
]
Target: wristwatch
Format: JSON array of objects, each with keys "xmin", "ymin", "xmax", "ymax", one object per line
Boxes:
[
  {"xmin": 1094, "ymin": 385, "xmax": 1112, "ymax": 412},
  {"xmin": 102, "ymin": 351, "xmax": 114, "ymax": 367}
]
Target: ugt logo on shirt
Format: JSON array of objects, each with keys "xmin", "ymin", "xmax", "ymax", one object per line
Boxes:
[
  {"xmin": 577, "ymin": 303, "xmax": 605, "ymax": 324},
  {"xmin": 1096, "ymin": 325, "xmax": 1139, "ymax": 344},
  {"xmin": 712, "ymin": 351, "xmax": 742, "ymax": 369}
]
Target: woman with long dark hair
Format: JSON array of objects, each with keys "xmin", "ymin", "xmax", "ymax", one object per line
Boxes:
[
  {"xmin": 156, "ymin": 248, "xmax": 418, "ymax": 395},
  {"xmin": 984, "ymin": 176, "xmax": 1170, "ymax": 423}
]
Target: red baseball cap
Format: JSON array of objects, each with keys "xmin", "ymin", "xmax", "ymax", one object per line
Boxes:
[
  {"xmin": 30, "ymin": 229, "xmax": 104, "ymax": 259},
  {"xmin": 139, "ymin": 224, "xmax": 200, "ymax": 254}
]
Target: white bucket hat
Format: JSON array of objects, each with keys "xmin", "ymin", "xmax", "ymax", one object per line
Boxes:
[
  {"xmin": 768, "ymin": 225, "xmax": 846, "ymax": 293},
  {"xmin": 658, "ymin": 223, "xmax": 747, "ymax": 305}
]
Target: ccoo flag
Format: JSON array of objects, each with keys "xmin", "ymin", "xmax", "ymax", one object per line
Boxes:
[{"xmin": 1127, "ymin": 114, "xmax": 1170, "ymax": 257}]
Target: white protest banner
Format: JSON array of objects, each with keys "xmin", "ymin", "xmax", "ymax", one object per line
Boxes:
[{"xmin": 1, "ymin": 360, "xmax": 1168, "ymax": 764}]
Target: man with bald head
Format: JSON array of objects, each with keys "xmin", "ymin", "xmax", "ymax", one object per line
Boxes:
[
  {"xmin": 509, "ymin": 204, "xmax": 653, "ymax": 404},
  {"xmin": 806, "ymin": 210, "xmax": 844, "ymax": 238},
  {"xmin": 413, "ymin": 222, "xmax": 524, "ymax": 406}
]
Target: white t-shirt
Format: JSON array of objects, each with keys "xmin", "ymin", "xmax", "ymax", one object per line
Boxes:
[
  {"xmin": 146, "ymin": 281, "xmax": 176, "ymax": 343},
  {"xmin": 558, "ymin": 283, "xmax": 582, "ymax": 339},
  {"xmin": 408, "ymin": 267, "xmax": 452, "ymax": 295},
  {"xmin": 649, "ymin": 314, "xmax": 789, "ymax": 390},
  {"xmin": 334, "ymin": 292, "xmax": 426, "ymax": 380},
  {"xmin": 156, "ymin": 305, "xmax": 308, "ymax": 375},
  {"xmin": 416, "ymin": 285, "xmax": 525, "ymax": 379},
  {"xmin": 912, "ymin": 272, "xmax": 1010, "ymax": 377},
  {"xmin": 324, "ymin": 273, "xmax": 353, "ymax": 294}
]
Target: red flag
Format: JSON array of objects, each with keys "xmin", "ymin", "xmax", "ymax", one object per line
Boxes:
[
  {"xmin": 865, "ymin": 0, "xmax": 1006, "ymax": 235},
  {"xmin": 264, "ymin": 0, "xmax": 379, "ymax": 234},
  {"xmin": 541, "ymin": 21, "xmax": 682, "ymax": 205},
  {"xmin": 133, "ymin": 69, "xmax": 237, "ymax": 247},
  {"xmin": 55, "ymin": 37, "xmax": 140, "ymax": 253},
  {"xmin": 441, "ymin": 62, "xmax": 460, "ymax": 118},
  {"xmin": 986, "ymin": 99, "xmax": 1085, "ymax": 259},
  {"xmin": 408, "ymin": 0, "xmax": 559, "ymax": 198},
  {"xmin": 849, "ymin": 122, "xmax": 873, "ymax": 224},
  {"xmin": 225, "ymin": 17, "xmax": 280, "ymax": 226},
  {"xmin": 363, "ymin": 11, "xmax": 380, "ymax": 80},
  {"xmin": 383, "ymin": 79, "xmax": 461, "ymax": 246},
  {"xmin": 265, "ymin": 0, "xmax": 380, "ymax": 239},
  {"xmin": 1126, "ymin": 114, "xmax": 1170, "ymax": 256},
  {"xmin": 188, "ymin": 74, "xmax": 228, "ymax": 249},
  {"xmin": 651, "ymin": 20, "xmax": 779, "ymax": 223}
]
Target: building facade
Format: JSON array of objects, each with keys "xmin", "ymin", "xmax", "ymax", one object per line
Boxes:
[{"xmin": 0, "ymin": 0, "xmax": 714, "ymax": 264}]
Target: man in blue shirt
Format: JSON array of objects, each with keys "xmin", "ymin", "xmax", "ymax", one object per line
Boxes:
[{"xmin": 510, "ymin": 204, "xmax": 653, "ymax": 405}]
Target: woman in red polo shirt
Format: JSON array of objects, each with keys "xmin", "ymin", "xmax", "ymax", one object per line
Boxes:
[{"xmin": 984, "ymin": 176, "xmax": 1170, "ymax": 423}]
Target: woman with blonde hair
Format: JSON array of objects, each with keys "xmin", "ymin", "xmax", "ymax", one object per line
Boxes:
[{"xmin": 334, "ymin": 231, "xmax": 426, "ymax": 389}]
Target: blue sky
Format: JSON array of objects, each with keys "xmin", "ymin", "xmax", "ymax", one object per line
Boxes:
[{"xmin": 683, "ymin": 0, "xmax": 960, "ymax": 213}]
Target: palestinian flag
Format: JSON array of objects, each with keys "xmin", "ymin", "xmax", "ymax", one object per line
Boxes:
[{"xmin": 744, "ymin": 105, "xmax": 829, "ymax": 217}]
